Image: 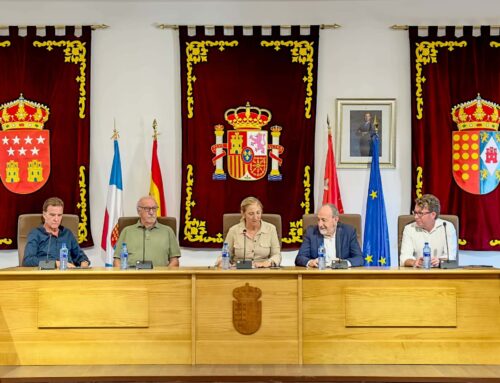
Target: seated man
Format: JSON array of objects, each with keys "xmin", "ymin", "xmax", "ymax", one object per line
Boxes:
[
  {"xmin": 295, "ymin": 203, "xmax": 363, "ymax": 267},
  {"xmin": 23, "ymin": 197, "xmax": 90, "ymax": 268},
  {"xmin": 114, "ymin": 196, "xmax": 180, "ymax": 267},
  {"xmin": 400, "ymin": 194, "xmax": 457, "ymax": 268}
]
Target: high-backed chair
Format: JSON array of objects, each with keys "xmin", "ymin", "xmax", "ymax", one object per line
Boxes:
[
  {"xmin": 302, "ymin": 213, "xmax": 362, "ymax": 246},
  {"xmin": 397, "ymin": 214, "xmax": 459, "ymax": 257},
  {"xmin": 17, "ymin": 214, "xmax": 79, "ymax": 266},
  {"xmin": 222, "ymin": 213, "xmax": 282, "ymax": 246},
  {"xmin": 117, "ymin": 216, "xmax": 177, "ymax": 236}
]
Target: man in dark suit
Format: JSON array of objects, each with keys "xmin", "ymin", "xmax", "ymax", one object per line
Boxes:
[{"xmin": 295, "ymin": 203, "xmax": 363, "ymax": 267}]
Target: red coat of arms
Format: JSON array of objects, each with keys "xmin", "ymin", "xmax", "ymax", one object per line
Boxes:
[
  {"xmin": 0, "ymin": 94, "xmax": 50, "ymax": 194},
  {"xmin": 451, "ymin": 95, "xmax": 500, "ymax": 195},
  {"xmin": 211, "ymin": 102, "xmax": 284, "ymax": 181}
]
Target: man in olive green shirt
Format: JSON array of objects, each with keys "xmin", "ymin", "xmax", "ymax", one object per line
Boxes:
[{"xmin": 113, "ymin": 196, "xmax": 180, "ymax": 267}]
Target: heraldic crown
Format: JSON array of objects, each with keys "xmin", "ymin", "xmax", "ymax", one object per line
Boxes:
[
  {"xmin": 0, "ymin": 94, "xmax": 50, "ymax": 131},
  {"xmin": 224, "ymin": 102, "xmax": 272, "ymax": 130},
  {"xmin": 451, "ymin": 94, "xmax": 499, "ymax": 131},
  {"xmin": 232, "ymin": 283, "xmax": 262, "ymax": 301}
]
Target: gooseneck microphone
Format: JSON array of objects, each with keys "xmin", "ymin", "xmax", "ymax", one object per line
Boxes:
[
  {"xmin": 143, "ymin": 226, "xmax": 146, "ymax": 262},
  {"xmin": 39, "ymin": 233, "xmax": 56, "ymax": 270},
  {"xmin": 236, "ymin": 228, "xmax": 252, "ymax": 269},
  {"xmin": 136, "ymin": 226, "xmax": 153, "ymax": 269},
  {"xmin": 439, "ymin": 221, "xmax": 458, "ymax": 269}
]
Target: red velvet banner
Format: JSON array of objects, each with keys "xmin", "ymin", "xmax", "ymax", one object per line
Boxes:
[
  {"xmin": 0, "ymin": 26, "xmax": 93, "ymax": 250},
  {"xmin": 409, "ymin": 26, "xmax": 500, "ymax": 250},
  {"xmin": 179, "ymin": 26, "xmax": 319, "ymax": 248}
]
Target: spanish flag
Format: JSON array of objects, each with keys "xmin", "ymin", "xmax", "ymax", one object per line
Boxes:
[{"xmin": 150, "ymin": 122, "xmax": 166, "ymax": 216}]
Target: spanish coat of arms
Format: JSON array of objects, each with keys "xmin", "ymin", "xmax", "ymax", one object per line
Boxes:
[{"xmin": 211, "ymin": 102, "xmax": 284, "ymax": 181}]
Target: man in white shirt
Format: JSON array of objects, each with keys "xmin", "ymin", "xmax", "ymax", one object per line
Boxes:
[{"xmin": 400, "ymin": 194, "xmax": 457, "ymax": 267}]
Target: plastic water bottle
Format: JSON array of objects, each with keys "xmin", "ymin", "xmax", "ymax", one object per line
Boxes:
[
  {"xmin": 423, "ymin": 242, "xmax": 431, "ymax": 269},
  {"xmin": 120, "ymin": 243, "xmax": 128, "ymax": 270},
  {"xmin": 59, "ymin": 243, "xmax": 68, "ymax": 271},
  {"xmin": 318, "ymin": 243, "xmax": 326, "ymax": 270},
  {"xmin": 221, "ymin": 242, "xmax": 230, "ymax": 270}
]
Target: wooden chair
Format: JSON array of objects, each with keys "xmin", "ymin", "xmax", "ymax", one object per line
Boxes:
[
  {"xmin": 17, "ymin": 213, "xmax": 79, "ymax": 265},
  {"xmin": 302, "ymin": 213, "xmax": 362, "ymax": 246},
  {"xmin": 397, "ymin": 214, "xmax": 459, "ymax": 259},
  {"xmin": 117, "ymin": 216, "xmax": 177, "ymax": 236},
  {"xmin": 222, "ymin": 213, "xmax": 282, "ymax": 245}
]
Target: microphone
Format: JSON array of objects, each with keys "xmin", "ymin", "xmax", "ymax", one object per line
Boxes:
[
  {"xmin": 39, "ymin": 232, "xmax": 56, "ymax": 270},
  {"xmin": 236, "ymin": 228, "xmax": 252, "ymax": 269},
  {"xmin": 439, "ymin": 221, "xmax": 458, "ymax": 269},
  {"xmin": 136, "ymin": 226, "xmax": 153, "ymax": 269},
  {"xmin": 330, "ymin": 237, "xmax": 349, "ymax": 269}
]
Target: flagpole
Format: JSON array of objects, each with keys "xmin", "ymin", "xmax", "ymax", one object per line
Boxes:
[
  {"xmin": 322, "ymin": 115, "xmax": 344, "ymax": 212},
  {"xmin": 150, "ymin": 119, "xmax": 167, "ymax": 215}
]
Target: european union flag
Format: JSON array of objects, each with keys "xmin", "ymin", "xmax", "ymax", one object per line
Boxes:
[{"xmin": 363, "ymin": 134, "xmax": 391, "ymax": 266}]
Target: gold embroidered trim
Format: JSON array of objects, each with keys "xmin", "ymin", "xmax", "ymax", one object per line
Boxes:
[
  {"xmin": 414, "ymin": 40, "xmax": 466, "ymax": 119},
  {"xmin": 185, "ymin": 40, "xmax": 238, "ymax": 119},
  {"xmin": 76, "ymin": 165, "xmax": 88, "ymax": 243},
  {"xmin": 183, "ymin": 164, "xmax": 224, "ymax": 243},
  {"xmin": 261, "ymin": 40, "xmax": 315, "ymax": 119},
  {"xmin": 415, "ymin": 166, "xmax": 423, "ymax": 198},
  {"xmin": 282, "ymin": 165, "xmax": 311, "ymax": 244},
  {"xmin": 33, "ymin": 40, "xmax": 88, "ymax": 119},
  {"xmin": 0, "ymin": 41, "xmax": 10, "ymax": 47}
]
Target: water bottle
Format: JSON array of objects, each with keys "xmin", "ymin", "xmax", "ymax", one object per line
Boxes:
[
  {"xmin": 423, "ymin": 242, "xmax": 431, "ymax": 269},
  {"xmin": 59, "ymin": 243, "xmax": 68, "ymax": 271},
  {"xmin": 120, "ymin": 243, "xmax": 128, "ymax": 270},
  {"xmin": 318, "ymin": 243, "xmax": 326, "ymax": 270},
  {"xmin": 221, "ymin": 242, "xmax": 230, "ymax": 270}
]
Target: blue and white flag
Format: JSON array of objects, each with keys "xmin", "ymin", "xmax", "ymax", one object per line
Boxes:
[
  {"xmin": 363, "ymin": 134, "xmax": 391, "ymax": 266},
  {"xmin": 101, "ymin": 138, "xmax": 123, "ymax": 267}
]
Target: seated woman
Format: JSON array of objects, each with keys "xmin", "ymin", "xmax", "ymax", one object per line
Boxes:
[{"xmin": 224, "ymin": 196, "xmax": 281, "ymax": 268}]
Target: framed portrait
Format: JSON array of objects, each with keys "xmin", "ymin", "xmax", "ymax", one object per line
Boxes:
[{"xmin": 335, "ymin": 98, "xmax": 396, "ymax": 168}]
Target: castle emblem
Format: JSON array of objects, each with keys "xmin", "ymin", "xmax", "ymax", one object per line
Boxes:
[
  {"xmin": 211, "ymin": 102, "xmax": 284, "ymax": 181},
  {"xmin": 232, "ymin": 283, "xmax": 262, "ymax": 335},
  {"xmin": 0, "ymin": 94, "xmax": 50, "ymax": 194},
  {"xmin": 451, "ymin": 95, "xmax": 500, "ymax": 195}
]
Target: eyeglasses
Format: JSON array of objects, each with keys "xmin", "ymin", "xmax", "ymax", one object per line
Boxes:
[
  {"xmin": 139, "ymin": 206, "xmax": 159, "ymax": 213},
  {"xmin": 412, "ymin": 210, "xmax": 431, "ymax": 217}
]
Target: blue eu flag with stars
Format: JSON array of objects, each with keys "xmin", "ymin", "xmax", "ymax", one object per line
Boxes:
[{"xmin": 363, "ymin": 134, "xmax": 391, "ymax": 266}]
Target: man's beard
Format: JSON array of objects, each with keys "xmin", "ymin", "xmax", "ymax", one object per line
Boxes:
[{"xmin": 319, "ymin": 227, "xmax": 329, "ymax": 236}]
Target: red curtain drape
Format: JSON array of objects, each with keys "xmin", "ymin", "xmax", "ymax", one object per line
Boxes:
[
  {"xmin": 179, "ymin": 26, "xmax": 319, "ymax": 248},
  {"xmin": 0, "ymin": 26, "xmax": 92, "ymax": 249},
  {"xmin": 409, "ymin": 26, "xmax": 500, "ymax": 250}
]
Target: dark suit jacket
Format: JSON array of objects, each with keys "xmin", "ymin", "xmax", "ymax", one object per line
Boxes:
[{"xmin": 295, "ymin": 222, "xmax": 363, "ymax": 267}]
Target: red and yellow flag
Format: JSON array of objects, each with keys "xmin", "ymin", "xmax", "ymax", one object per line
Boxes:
[{"xmin": 150, "ymin": 121, "xmax": 166, "ymax": 216}]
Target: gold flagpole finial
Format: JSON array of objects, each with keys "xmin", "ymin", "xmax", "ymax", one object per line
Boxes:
[
  {"xmin": 373, "ymin": 115, "xmax": 379, "ymax": 134},
  {"xmin": 111, "ymin": 118, "xmax": 119, "ymax": 140},
  {"xmin": 327, "ymin": 115, "xmax": 332, "ymax": 135},
  {"xmin": 152, "ymin": 119, "xmax": 160, "ymax": 140}
]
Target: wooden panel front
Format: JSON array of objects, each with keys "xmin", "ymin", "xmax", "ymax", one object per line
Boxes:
[
  {"xmin": 344, "ymin": 287, "xmax": 457, "ymax": 327},
  {"xmin": 195, "ymin": 275, "xmax": 299, "ymax": 364},
  {"xmin": 38, "ymin": 288, "xmax": 149, "ymax": 328},
  {"xmin": 0, "ymin": 268, "xmax": 498, "ymax": 366},
  {"xmin": 302, "ymin": 275, "xmax": 500, "ymax": 364},
  {"xmin": 0, "ymin": 273, "xmax": 192, "ymax": 365}
]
